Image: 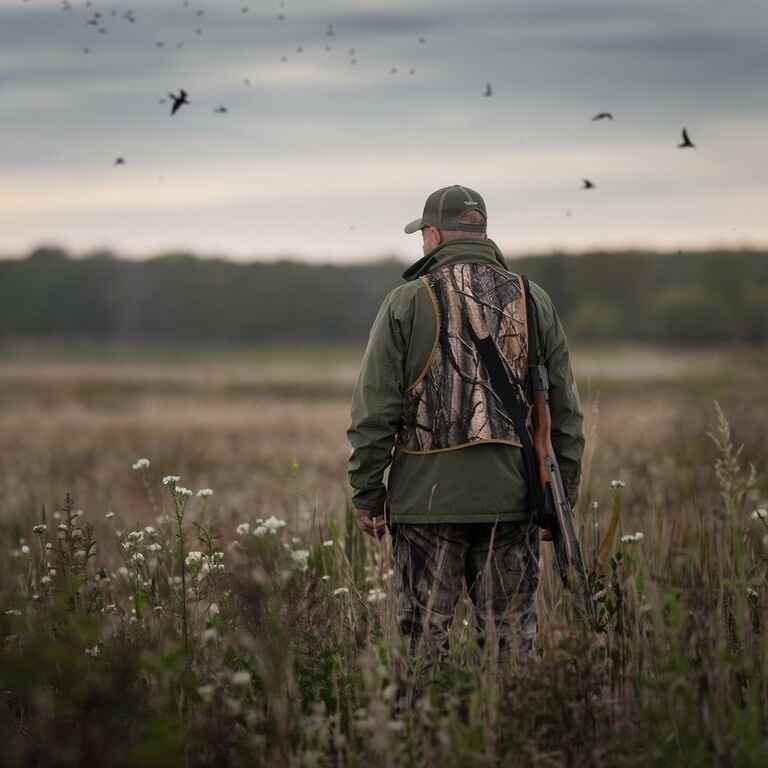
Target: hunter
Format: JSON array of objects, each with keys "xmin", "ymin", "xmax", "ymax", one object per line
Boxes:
[{"xmin": 347, "ymin": 185, "xmax": 585, "ymax": 663}]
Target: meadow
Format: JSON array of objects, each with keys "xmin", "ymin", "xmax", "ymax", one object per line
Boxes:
[{"xmin": 1, "ymin": 342, "xmax": 767, "ymax": 766}]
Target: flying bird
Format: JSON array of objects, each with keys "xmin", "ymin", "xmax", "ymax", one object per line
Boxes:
[
  {"xmin": 483, "ymin": 82, "xmax": 493, "ymax": 97},
  {"xmin": 678, "ymin": 127, "xmax": 695, "ymax": 149},
  {"xmin": 114, "ymin": 157, "xmax": 125, "ymax": 166},
  {"xmin": 214, "ymin": 106, "xmax": 228, "ymax": 114},
  {"xmin": 168, "ymin": 89, "xmax": 189, "ymax": 115},
  {"xmin": 592, "ymin": 112, "xmax": 613, "ymax": 121},
  {"xmin": 581, "ymin": 178, "xmax": 595, "ymax": 190}
]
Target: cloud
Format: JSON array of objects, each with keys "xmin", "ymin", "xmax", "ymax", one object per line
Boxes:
[{"xmin": 1, "ymin": 0, "xmax": 767, "ymax": 258}]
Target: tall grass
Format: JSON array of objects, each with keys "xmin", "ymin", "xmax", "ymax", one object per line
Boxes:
[{"xmin": 1, "ymin": 402, "xmax": 767, "ymax": 767}]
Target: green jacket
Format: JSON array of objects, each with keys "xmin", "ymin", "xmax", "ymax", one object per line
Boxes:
[{"xmin": 347, "ymin": 239, "xmax": 585, "ymax": 524}]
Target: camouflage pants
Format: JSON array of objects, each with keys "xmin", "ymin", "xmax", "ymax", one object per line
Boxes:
[{"xmin": 391, "ymin": 521, "xmax": 540, "ymax": 665}]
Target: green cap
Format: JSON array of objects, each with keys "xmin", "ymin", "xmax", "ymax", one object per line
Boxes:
[{"xmin": 404, "ymin": 185, "xmax": 487, "ymax": 234}]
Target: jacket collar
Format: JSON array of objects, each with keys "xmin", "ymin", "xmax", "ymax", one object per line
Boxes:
[{"xmin": 401, "ymin": 238, "xmax": 507, "ymax": 281}]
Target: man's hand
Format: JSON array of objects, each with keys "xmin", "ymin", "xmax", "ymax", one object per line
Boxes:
[{"xmin": 355, "ymin": 508, "xmax": 387, "ymax": 539}]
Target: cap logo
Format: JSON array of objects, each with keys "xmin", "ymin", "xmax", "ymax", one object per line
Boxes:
[{"xmin": 464, "ymin": 200, "xmax": 479, "ymax": 206}]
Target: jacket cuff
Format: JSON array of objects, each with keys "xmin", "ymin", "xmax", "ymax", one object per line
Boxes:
[{"xmin": 352, "ymin": 489, "xmax": 387, "ymax": 517}]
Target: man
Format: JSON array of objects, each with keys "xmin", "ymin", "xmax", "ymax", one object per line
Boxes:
[{"xmin": 347, "ymin": 185, "xmax": 584, "ymax": 663}]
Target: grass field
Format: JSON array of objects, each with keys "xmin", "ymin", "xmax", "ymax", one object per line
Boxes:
[{"xmin": 1, "ymin": 342, "xmax": 767, "ymax": 766}]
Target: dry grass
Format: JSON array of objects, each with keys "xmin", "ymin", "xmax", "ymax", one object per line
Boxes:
[{"xmin": 1, "ymin": 343, "xmax": 767, "ymax": 766}]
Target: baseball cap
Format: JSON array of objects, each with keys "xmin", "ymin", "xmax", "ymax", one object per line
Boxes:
[{"xmin": 403, "ymin": 185, "xmax": 487, "ymax": 234}]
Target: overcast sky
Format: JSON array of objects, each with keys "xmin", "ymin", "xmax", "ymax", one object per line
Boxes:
[{"xmin": 2, "ymin": 0, "xmax": 767, "ymax": 262}]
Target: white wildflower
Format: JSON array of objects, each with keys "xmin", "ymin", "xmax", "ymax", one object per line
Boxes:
[
  {"xmin": 367, "ymin": 588, "xmax": 387, "ymax": 604},
  {"xmin": 322, "ymin": 540, "xmax": 334, "ymax": 547},
  {"xmin": 382, "ymin": 568, "xmax": 395, "ymax": 581},
  {"xmin": 202, "ymin": 628, "xmax": 218, "ymax": 643},
  {"xmin": 40, "ymin": 576, "xmax": 51, "ymax": 585},
  {"xmin": 185, "ymin": 551, "xmax": 204, "ymax": 568},
  {"xmin": 162, "ymin": 475, "xmax": 181, "ymax": 486},
  {"xmin": 231, "ymin": 670, "xmax": 252, "ymax": 687},
  {"xmin": 747, "ymin": 587, "xmax": 759, "ymax": 599},
  {"xmin": 117, "ymin": 566, "xmax": 130, "ymax": 578},
  {"xmin": 57, "ymin": 523, "xmax": 68, "ymax": 532},
  {"xmin": 105, "ymin": 511, "xmax": 115, "ymax": 519},
  {"xmin": 84, "ymin": 645, "xmax": 100, "ymax": 658},
  {"xmin": 32, "ymin": 524, "xmax": 47, "ymax": 535},
  {"xmin": 196, "ymin": 488, "xmax": 213, "ymax": 498},
  {"xmin": 620, "ymin": 532, "xmax": 644, "ymax": 544},
  {"xmin": 127, "ymin": 530, "xmax": 144, "ymax": 544},
  {"xmin": 610, "ymin": 480, "xmax": 626, "ymax": 489},
  {"xmin": 291, "ymin": 536, "xmax": 302, "ymax": 544},
  {"xmin": 252, "ymin": 525, "xmax": 269, "ymax": 537},
  {"xmin": 197, "ymin": 683, "xmax": 216, "ymax": 703},
  {"xmin": 175, "ymin": 486, "xmax": 194, "ymax": 498},
  {"xmin": 48, "ymin": 569, "xmax": 56, "ymax": 576},
  {"xmin": 332, "ymin": 587, "xmax": 349, "ymax": 597},
  {"xmin": 291, "ymin": 549, "xmax": 310, "ymax": 571},
  {"xmin": 263, "ymin": 516, "xmax": 287, "ymax": 533},
  {"xmin": 321, "ymin": 575, "xmax": 330, "ymax": 581},
  {"xmin": 236, "ymin": 522, "xmax": 251, "ymax": 536},
  {"xmin": 20, "ymin": 545, "xmax": 30, "ymax": 555},
  {"xmin": 4, "ymin": 609, "xmax": 22, "ymax": 616},
  {"xmin": 45, "ymin": 543, "xmax": 52, "ymax": 550},
  {"xmin": 144, "ymin": 526, "xmax": 156, "ymax": 536},
  {"xmin": 132, "ymin": 458, "xmax": 150, "ymax": 470},
  {"xmin": 130, "ymin": 552, "xmax": 145, "ymax": 565},
  {"xmin": 72, "ymin": 510, "xmax": 84, "ymax": 519},
  {"xmin": 147, "ymin": 543, "xmax": 162, "ymax": 553},
  {"xmin": 208, "ymin": 602, "xmax": 220, "ymax": 617},
  {"xmin": 751, "ymin": 508, "xmax": 768, "ymax": 520}
]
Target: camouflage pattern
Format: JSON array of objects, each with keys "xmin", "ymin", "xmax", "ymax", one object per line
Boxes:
[
  {"xmin": 391, "ymin": 521, "xmax": 540, "ymax": 663},
  {"xmin": 397, "ymin": 262, "xmax": 529, "ymax": 453}
]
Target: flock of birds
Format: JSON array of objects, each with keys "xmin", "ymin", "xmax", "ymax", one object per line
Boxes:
[{"xmin": 36, "ymin": 0, "xmax": 700, "ymax": 191}]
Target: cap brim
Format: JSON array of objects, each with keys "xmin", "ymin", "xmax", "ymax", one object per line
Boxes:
[{"xmin": 403, "ymin": 217, "xmax": 423, "ymax": 234}]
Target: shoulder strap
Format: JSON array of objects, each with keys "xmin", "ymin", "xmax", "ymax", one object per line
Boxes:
[{"xmin": 521, "ymin": 275, "xmax": 549, "ymax": 399}]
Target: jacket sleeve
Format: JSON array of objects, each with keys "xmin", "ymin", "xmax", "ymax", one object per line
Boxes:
[
  {"xmin": 347, "ymin": 287, "xmax": 411, "ymax": 515},
  {"xmin": 529, "ymin": 282, "xmax": 586, "ymax": 508}
]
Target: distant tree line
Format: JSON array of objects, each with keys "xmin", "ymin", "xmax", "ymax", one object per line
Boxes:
[{"xmin": 0, "ymin": 245, "xmax": 766, "ymax": 346}]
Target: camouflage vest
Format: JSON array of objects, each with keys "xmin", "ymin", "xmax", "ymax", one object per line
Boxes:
[{"xmin": 397, "ymin": 262, "xmax": 529, "ymax": 454}]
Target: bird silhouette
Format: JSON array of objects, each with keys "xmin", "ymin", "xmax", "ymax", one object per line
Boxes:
[
  {"xmin": 418, "ymin": 36, "xmax": 426, "ymax": 44},
  {"xmin": 592, "ymin": 112, "xmax": 613, "ymax": 121},
  {"xmin": 581, "ymin": 178, "xmax": 595, "ymax": 190},
  {"xmin": 483, "ymin": 82, "xmax": 492, "ymax": 97},
  {"xmin": 114, "ymin": 157, "xmax": 125, "ymax": 166},
  {"xmin": 168, "ymin": 89, "xmax": 189, "ymax": 115},
  {"xmin": 214, "ymin": 106, "xmax": 228, "ymax": 114},
  {"xmin": 678, "ymin": 127, "xmax": 695, "ymax": 149}
]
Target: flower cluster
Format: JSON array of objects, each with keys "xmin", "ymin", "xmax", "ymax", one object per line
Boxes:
[
  {"xmin": 620, "ymin": 531, "xmax": 644, "ymax": 544},
  {"xmin": 751, "ymin": 508, "xmax": 768, "ymax": 520},
  {"xmin": 610, "ymin": 480, "xmax": 626, "ymax": 489},
  {"xmin": 366, "ymin": 588, "xmax": 387, "ymax": 604},
  {"xmin": 132, "ymin": 458, "xmax": 150, "ymax": 471},
  {"xmin": 185, "ymin": 550, "xmax": 225, "ymax": 576}
]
